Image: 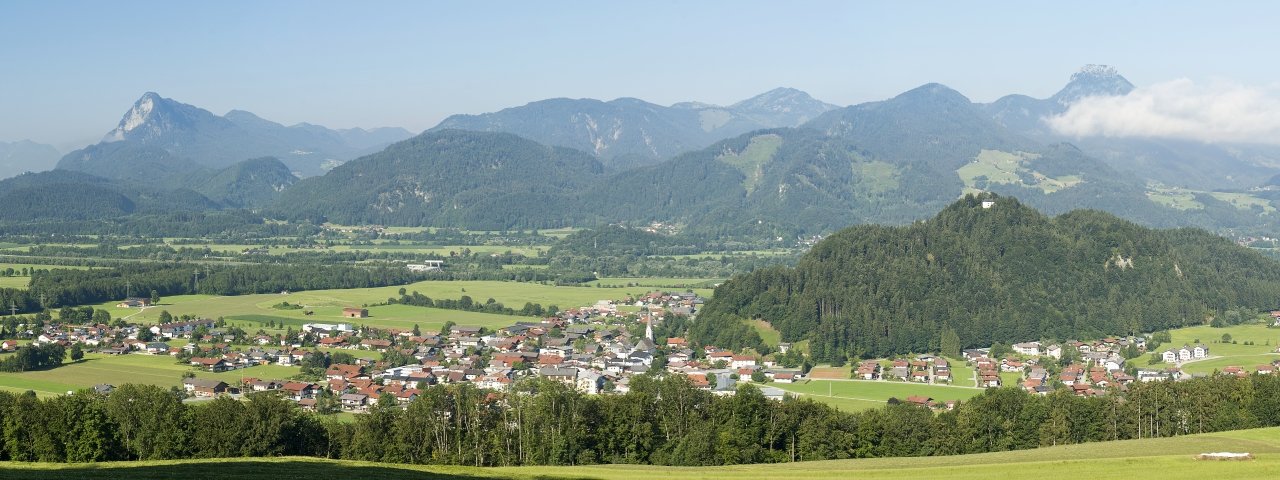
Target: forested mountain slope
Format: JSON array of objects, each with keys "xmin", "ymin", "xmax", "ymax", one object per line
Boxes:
[
  {"xmin": 692, "ymin": 194, "xmax": 1280, "ymax": 360},
  {"xmin": 432, "ymin": 88, "xmax": 838, "ymax": 170},
  {"xmin": 270, "ymin": 129, "xmax": 605, "ymax": 229}
]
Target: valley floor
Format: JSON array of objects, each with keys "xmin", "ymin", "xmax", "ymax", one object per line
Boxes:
[{"xmin": 2, "ymin": 427, "xmax": 1279, "ymax": 479}]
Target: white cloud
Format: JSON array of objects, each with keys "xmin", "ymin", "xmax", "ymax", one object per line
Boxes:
[{"xmin": 1047, "ymin": 79, "xmax": 1280, "ymax": 145}]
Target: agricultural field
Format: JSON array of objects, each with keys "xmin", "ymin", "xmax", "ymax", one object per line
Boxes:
[
  {"xmin": 1143, "ymin": 184, "xmax": 1277, "ymax": 214},
  {"xmin": 0, "ymin": 353, "xmax": 300, "ymax": 397},
  {"xmin": 0, "ymin": 262, "xmax": 94, "ymax": 272},
  {"xmin": 805, "ymin": 365, "xmax": 852, "ymax": 380},
  {"xmin": 8, "ymin": 425, "xmax": 1279, "ymax": 479},
  {"xmin": 195, "ymin": 243, "xmax": 549, "ymax": 257},
  {"xmin": 100, "ymin": 294, "xmax": 523, "ymax": 335},
  {"xmin": 91, "ymin": 279, "xmax": 680, "ymax": 335},
  {"xmin": 773, "ymin": 379, "xmax": 983, "ymax": 412},
  {"xmin": 0, "ymin": 277, "xmax": 27, "ymax": 289},
  {"xmin": 717, "ymin": 133, "xmax": 783, "ymax": 193},
  {"xmin": 1209, "ymin": 192, "xmax": 1277, "ymax": 213},
  {"xmin": 590, "ymin": 277, "xmax": 724, "ymax": 289},
  {"xmin": 103, "ymin": 280, "xmax": 646, "ymax": 319},
  {"xmin": 1147, "ymin": 187, "xmax": 1206, "ymax": 210},
  {"xmin": 1162, "ymin": 323, "xmax": 1280, "ymax": 374},
  {"xmin": 958, "ymin": 149, "xmax": 1081, "ymax": 195}
]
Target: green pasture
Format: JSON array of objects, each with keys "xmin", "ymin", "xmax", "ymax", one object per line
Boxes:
[
  {"xmin": 1147, "ymin": 188, "xmax": 1206, "ymax": 210},
  {"xmin": 1164, "ymin": 324, "xmax": 1280, "ymax": 358},
  {"xmin": 7, "ymin": 426, "xmax": 1280, "ymax": 479},
  {"xmin": 716, "ymin": 133, "xmax": 782, "ymax": 193},
  {"xmin": 97, "ymin": 280, "xmax": 656, "ymax": 328},
  {"xmin": 0, "ymin": 277, "xmax": 27, "ymax": 289},
  {"xmin": 1209, "ymin": 192, "xmax": 1276, "ymax": 213},
  {"xmin": 1181, "ymin": 354, "xmax": 1280, "ymax": 375},
  {"xmin": 0, "ymin": 353, "xmax": 302, "ymax": 396},
  {"xmin": 748, "ymin": 320, "xmax": 781, "ymax": 348},
  {"xmin": 957, "ymin": 149, "xmax": 1080, "ymax": 195},
  {"xmin": 773, "ymin": 379, "xmax": 983, "ymax": 412}
]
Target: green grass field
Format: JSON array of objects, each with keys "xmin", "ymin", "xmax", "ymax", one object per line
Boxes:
[
  {"xmin": 591, "ymin": 277, "xmax": 724, "ymax": 290},
  {"xmin": 195, "ymin": 243, "xmax": 550, "ymax": 257},
  {"xmin": 5, "ymin": 426, "xmax": 1279, "ymax": 479},
  {"xmin": 0, "ymin": 277, "xmax": 27, "ymax": 289},
  {"xmin": 0, "ymin": 262, "xmax": 95, "ymax": 272},
  {"xmin": 717, "ymin": 133, "xmax": 782, "ymax": 194},
  {"xmin": 1162, "ymin": 323, "xmax": 1280, "ymax": 375},
  {"xmin": 957, "ymin": 150, "xmax": 1081, "ymax": 196},
  {"xmin": 852, "ymin": 160, "xmax": 901, "ymax": 196},
  {"xmin": 773, "ymin": 379, "xmax": 983, "ymax": 411},
  {"xmin": 97, "ymin": 280, "xmax": 665, "ymax": 332},
  {"xmin": 748, "ymin": 320, "xmax": 781, "ymax": 348},
  {"xmin": 1182, "ymin": 354, "xmax": 1280, "ymax": 375},
  {"xmin": 947, "ymin": 359, "xmax": 977, "ymax": 387},
  {"xmin": 1140, "ymin": 184, "xmax": 1274, "ymax": 213},
  {"xmin": 1148, "ymin": 189, "xmax": 1206, "ymax": 210},
  {"xmin": 0, "ymin": 353, "xmax": 301, "ymax": 396},
  {"xmin": 1209, "ymin": 192, "xmax": 1277, "ymax": 213}
]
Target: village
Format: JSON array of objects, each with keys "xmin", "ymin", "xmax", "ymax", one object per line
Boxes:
[
  {"xmin": 12, "ymin": 293, "xmax": 1280, "ymax": 414},
  {"xmin": 14, "ymin": 291, "xmax": 809, "ymax": 412}
]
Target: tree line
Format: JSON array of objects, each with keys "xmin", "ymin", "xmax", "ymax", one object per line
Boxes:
[
  {"xmin": 386, "ymin": 291, "xmax": 555, "ymax": 318},
  {"xmin": 0, "ymin": 343, "xmax": 65, "ymax": 372},
  {"xmin": 3, "ymin": 372, "xmax": 1280, "ymax": 465},
  {"xmin": 8, "ymin": 263, "xmax": 427, "ymax": 314}
]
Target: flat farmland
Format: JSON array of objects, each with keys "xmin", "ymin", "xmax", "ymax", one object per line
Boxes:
[
  {"xmin": 591, "ymin": 277, "xmax": 724, "ymax": 290},
  {"xmin": 1181, "ymin": 354, "xmax": 1280, "ymax": 375},
  {"xmin": 0, "ymin": 262, "xmax": 95, "ymax": 271},
  {"xmin": 774, "ymin": 379, "xmax": 984, "ymax": 412},
  {"xmin": 1160, "ymin": 323, "xmax": 1280, "ymax": 374},
  {"xmin": 101, "ymin": 295, "xmax": 524, "ymax": 335},
  {"xmin": 5, "ymin": 427, "xmax": 1280, "ymax": 479},
  {"xmin": 95, "ymin": 280, "xmax": 660, "ymax": 335},
  {"xmin": 0, "ymin": 277, "xmax": 27, "ymax": 289},
  {"xmin": 195, "ymin": 243, "xmax": 549, "ymax": 257},
  {"xmin": 806, "ymin": 365, "xmax": 852, "ymax": 380},
  {"xmin": 0, "ymin": 353, "xmax": 301, "ymax": 396}
]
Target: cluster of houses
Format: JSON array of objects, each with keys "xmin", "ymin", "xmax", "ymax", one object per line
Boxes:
[
  {"xmin": 1158, "ymin": 344, "xmax": 1210, "ymax": 364},
  {"xmin": 68, "ymin": 291, "xmax": 797, "ymax": 412},
  {"xmin": 854, "ymin": 357, "xmax": 954, "ymax": 384},
  {"xmin": 970, "ymin": 340, "xmax": 1139, "ymax": 397}
]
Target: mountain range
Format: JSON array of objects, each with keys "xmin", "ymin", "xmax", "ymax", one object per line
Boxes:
[
  {"xmin": 983, "ymin": 65, "xmax": 1280, "ymax": 190},
  {"xmin": 12, "ymin": 66, "xmax": 1280, "ymax": 238},
  {"xmin": 272, "ymin": 67, "xmax": 1275, "ymax": 235},
  {"xmin": 57, "ymin": 92, "xmax": 413, "ymax": 178},
  {"xmin": 431, "ymin": 87, "xmax": 839, "ymax": 171},
  {"xmin": 0, "ymin": 140, "xmax": 61, "ymax": 179}
]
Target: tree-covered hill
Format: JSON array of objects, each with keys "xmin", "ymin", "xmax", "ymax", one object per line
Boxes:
[
  {"xmin": 692, "ymin": 194, "xmax": 1280, "ymax": 360},
  {"xmin": 0, "ymin": 170, "xmax": 220, "ymax": 222},
  {"xmin": 181, "ymin": 157, "xmax": 298, "ymax": 208},
  {"xmin": 269, "ymin": 129, "xmax": 606, "ymax": 229}
]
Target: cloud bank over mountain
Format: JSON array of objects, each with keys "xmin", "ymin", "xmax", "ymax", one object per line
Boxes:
[{"xmin": 1048, "ymin": 78, "xmax": 1280, "ymax": 144}]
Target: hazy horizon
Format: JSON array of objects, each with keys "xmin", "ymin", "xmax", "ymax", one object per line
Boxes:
[{"xmin": 4, "ymin": 1, "xmax": 1280, "ymax": 150}]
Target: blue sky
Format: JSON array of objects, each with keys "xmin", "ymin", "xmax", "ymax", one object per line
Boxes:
[{"xmin": 2, "ymin": 1, "xmax": 1278, "ymax": 149}]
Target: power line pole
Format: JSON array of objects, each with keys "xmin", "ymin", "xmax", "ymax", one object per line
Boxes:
[
  {"xmin": 8, "ymin": 302, "xmax": 16, "ymax": 316},
  {"xmin": 193, "ymin": 269, "xmax": 199, "ymax": 292},
  {"xmin": 125, "ymin": 280, "xmax": 132, "ymax": 299}
]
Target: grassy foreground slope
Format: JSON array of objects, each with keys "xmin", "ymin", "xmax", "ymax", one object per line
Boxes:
[{"xmin": 3, "ymin": 427, "xmax": 1280, "ymax": 479}]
